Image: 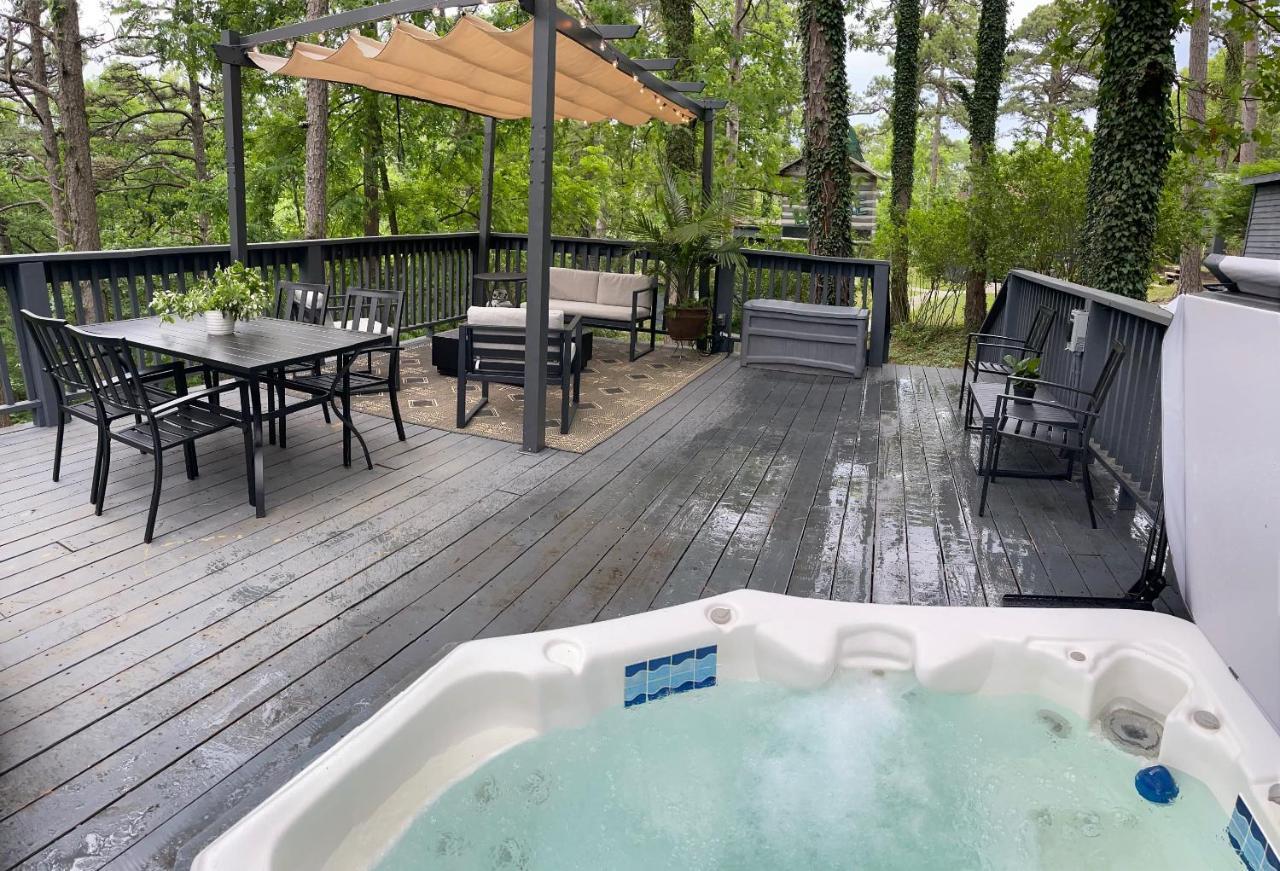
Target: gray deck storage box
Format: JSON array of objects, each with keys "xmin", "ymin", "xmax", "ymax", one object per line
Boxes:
[{"xmin": 740, "ymin": 299, "xmax": 869, "ymax": 377}]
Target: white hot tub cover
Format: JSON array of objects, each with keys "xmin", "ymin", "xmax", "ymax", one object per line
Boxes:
[{"xmin": 247, "ymin": 16, "xmax": 695, "ymax": 126}]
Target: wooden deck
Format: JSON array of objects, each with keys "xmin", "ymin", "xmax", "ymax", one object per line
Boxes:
[{"xmin": 0, "ymin": 359, "xmax": 1176, "ymax": 870}]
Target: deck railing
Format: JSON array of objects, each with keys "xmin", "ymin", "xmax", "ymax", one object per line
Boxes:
[
  {"xmin": 985, "ymin": 269, "xmax": 1172, "ymax": 510},
  {"xmin": 0, "ymin": 232, "xmax": 890, "ymax": 426}
]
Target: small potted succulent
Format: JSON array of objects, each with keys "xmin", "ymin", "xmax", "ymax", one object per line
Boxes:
[
  {"xmin": 1003, "ymin": 354, "xmax": 1042, "ymax": 403},
  {"xmin": 151, "ymin": 262, "xmax": 270, "ymax": 335},
  {"xmin": 628, "ymin": 169, "xmax": 747, "ymax": 343}
]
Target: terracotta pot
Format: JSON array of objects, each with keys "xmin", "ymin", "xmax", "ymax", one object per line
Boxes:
[{"xmin": 666, "ymin": 307, "xmax": 709, "ymax": 341}]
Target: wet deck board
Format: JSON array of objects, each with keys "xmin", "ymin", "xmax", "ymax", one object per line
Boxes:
[{"xmin": 0, "ymin": 359, "xmax": 1170, "ymax": 870}]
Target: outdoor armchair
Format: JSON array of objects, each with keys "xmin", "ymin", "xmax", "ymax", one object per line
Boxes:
[{"xmin": 958, "ymin": 304, "xmax": 1055, "ymax": 411}]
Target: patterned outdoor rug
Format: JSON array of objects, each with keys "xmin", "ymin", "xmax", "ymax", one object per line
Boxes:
[{"xmin": 352, "ymin": 337, "xmax": 721, "ymax": 453}]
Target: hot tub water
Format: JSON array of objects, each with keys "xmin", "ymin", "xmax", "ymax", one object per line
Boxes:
[{"xmin": 373, "ymin": 673, "xmax": 1239, "ymax": 870}]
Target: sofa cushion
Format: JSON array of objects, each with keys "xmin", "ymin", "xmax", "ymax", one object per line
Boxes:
[
  {"xmin": 596, "ymin": 271, "xmax": 656, "ymax": 310},
  {"xmin": 467, "ymin": 305, "xmax": 563, "ymax": 329},
  {"xmin": 548, "ymin": 267, "xmax": 601, "ymax": 304},
  {"xmin": 523, "ymin": 299, "xmax": 649, "ymax": 322}
]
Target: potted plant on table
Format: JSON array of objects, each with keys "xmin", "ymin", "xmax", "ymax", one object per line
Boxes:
[
  {"xmin": 1003, "ymin": 354, "xmax": 1042, "ymax": 404},
  {"xmin": 150, "ymin": 262, "xmax": 270, "ymax": 335},
  {"xmin": 628, "ymin": 170, "xmax": 747, "ymax": 343}
]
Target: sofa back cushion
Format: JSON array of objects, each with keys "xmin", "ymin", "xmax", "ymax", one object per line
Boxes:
[
  {"xmin": 548, "ymin": 267, "xmax": 600, "ymax": 304},
  {"xmin": 596, "ymin": 271, "xmax": 655, "ymax": 309}
]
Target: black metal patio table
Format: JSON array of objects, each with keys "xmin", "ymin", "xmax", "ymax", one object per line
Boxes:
[{"xmin": 77, "ymin": 316, "xmax": 391, "ymax": 517}]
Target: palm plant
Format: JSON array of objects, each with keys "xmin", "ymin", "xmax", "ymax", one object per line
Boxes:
[{"xmin": 628, "ymin": 170, "xmax": 749, "ymax": 311}]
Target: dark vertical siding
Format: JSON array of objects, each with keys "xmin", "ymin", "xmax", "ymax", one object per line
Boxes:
[{"xmin": 1243, "ymin": 181, "xmax": 1280, "ymax": 259}]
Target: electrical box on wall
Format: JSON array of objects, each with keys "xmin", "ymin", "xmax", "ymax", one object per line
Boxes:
[{"xmin": 1068, "ymin": 308, "xmax": 1089, "ymax": 353}]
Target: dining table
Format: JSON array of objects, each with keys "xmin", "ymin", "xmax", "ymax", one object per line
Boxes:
[{"xmin": 77, "ymin": 316, "xmax": 391, "ymax": 517}]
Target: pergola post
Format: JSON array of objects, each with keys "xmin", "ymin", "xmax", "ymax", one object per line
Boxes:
[
  {"xmin": 474, "ymin": 115, "xmax": 496, "ymax": 305},
  {"xmin": 700, "ymin": 107, "xmax": 714, "ymax": 201},
  {"xmin": 522, "ymin": 0, "xmax": 555, "ymax": 453},
  {"xmin": 222, "ymin": 30, "xmax": 249, "ymax": 264}
]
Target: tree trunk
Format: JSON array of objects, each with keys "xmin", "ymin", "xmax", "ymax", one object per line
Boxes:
[
  {"xmin": 51, "ymin": 0, "xmax": 99, "ymax": 321},
  {"xmin": 964, "ymin": 0, "xmax": 1008, "ymax": 331},
  {"xmin": 375, "ymin": 121, "xmax": 399, "ymax": 236},
  {"xmin": 659, "ymin": 0, "xmax": 697, "ymax": 175},
  {"xmin": 1218, "ymin": 29, "xmax": 1242, "ymax": 171},
  {"xmin": 1240, "ymin": 33, "xmax": 1258, "ymax": 165},
  {"xmin": 304, "ymin": 0, "xmax": 329, "ymax": 239},
  {"xmin": 1081, "ymin": 0, "xmax": 1176, "ymax": 300},
  {"xmin": 361, "ymin": 92, "xmax": 381, "ymax": 236},
  {"xmin": 23, "ymin": 0, "xmax": 71, "ymax": 249},
  {"xmin": 1177, "ymin": 0, "xmax": 1209, "ymax": 297},
  {"xmin": 799, "ymin": 0, "xmax": 853, "ymax": 262},
  {"xmin": 725, "ymin": 0, "xmax": 747, "ymax": 167},
  {"xmin": 187, "ymin": 61, "xmax": 210, "ymax": 244},
  {"xmin": 888, "ymin": 0, "xmax": 922, "ymax": 326},
  {"xmin": 928, "ymin": 67, "xmax": 945, "ymax": 190}
]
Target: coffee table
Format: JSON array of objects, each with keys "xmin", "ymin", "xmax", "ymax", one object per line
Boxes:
[{"xmin": 431, "ymin": 326, "xmax": 593, "ymax": 376}]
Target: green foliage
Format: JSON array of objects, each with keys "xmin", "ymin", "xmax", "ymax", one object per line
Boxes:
[
  {"xmin": 1002, "ymin": 353, "xmax": 1042, "ymax": 379},
  {"xmin": 1080, "ymin": 0, "xmax": 1178, "ymax": 299},
  {"xmin": 626, "ymin": 170, "xmax": 747, "ymax": 309},
  {"xmin": 798, "ymin": 0, "xmax": 853, "ymax": 257},
  {"xmin": 150, "ymin": 261, "xmax": 270, "ymax": 321}
]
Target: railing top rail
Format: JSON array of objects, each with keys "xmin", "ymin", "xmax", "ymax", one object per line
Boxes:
[
  {"xmin": 742, "ymin": 247, "xmax": 889, "ymax": 268},
  {"xmin": 1008, "ymin": 268, "xmax": 1173, "ymax": 326},
  {"xmin": 0, "ymin": 232, "xmax": 482, "ymax": 267}
]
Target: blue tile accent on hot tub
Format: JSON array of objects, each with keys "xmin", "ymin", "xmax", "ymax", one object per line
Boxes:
[
  {"xmin": 624, "ymin": 645, "xmax": 717, "ymax": 707},
  {"xmin": 1228, "ymin": 796, "xmax": 1280, "ymax": 871}
]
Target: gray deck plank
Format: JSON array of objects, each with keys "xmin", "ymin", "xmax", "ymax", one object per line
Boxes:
[{"xmin": 0, "ymin": 358, "xmax": 1155, "ymax": 870}]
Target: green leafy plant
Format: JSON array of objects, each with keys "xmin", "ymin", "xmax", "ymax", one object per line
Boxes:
[
  {"xmin": 627, "ymin": 170, "xmax": 748, "ymax": 310},
  {"xmin": 1004, "ymin": 354, "xmax": 1042, "ymax": 398},
  {"xmin": 150, "ymin": 262, "xmax": 270, "ymax": 323},
  {"xmin": 1003, "ymin": 354, "xmax": 1042, "ymax": 379}
]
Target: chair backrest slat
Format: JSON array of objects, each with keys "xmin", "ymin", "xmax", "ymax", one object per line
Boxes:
[
  {"xmin": 337, "ymin": 287, "xmax": 403, "ymax": 343},
  {"xmin": 276, "ymin": 281, "xmax": 330, "ymax": 325},
  {"xmin": 65, "ymin": 326, "xmax": 152, "ymax": 417},
  {"xmin": 1025, "ymin": 305, "xmax": 1056, "ymax": 354},
  {"xmin": 20, "ymin": 310, "xmax": 95, "ymax": 401},
  {"xmin": 1087, "ymin": 340, "xmax": 1127, "ymax": 415}
]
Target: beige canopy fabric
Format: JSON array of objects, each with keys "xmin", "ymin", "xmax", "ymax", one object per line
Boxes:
[{"xmin": 248, "ymin": 16, "xmax": 695, "ymax": 126}]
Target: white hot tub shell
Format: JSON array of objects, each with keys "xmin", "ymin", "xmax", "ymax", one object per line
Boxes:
[{"xmin": 192, "ymin": 591, "xmax": 1280, "ymax": 871}]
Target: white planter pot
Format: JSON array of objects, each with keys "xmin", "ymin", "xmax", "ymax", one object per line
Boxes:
[{"xmin": 205, "ymin": 311, "xmax": 236, "ymax": 335}]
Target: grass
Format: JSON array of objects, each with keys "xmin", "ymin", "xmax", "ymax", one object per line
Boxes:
[{"xmin": 888, "ymin": 322, "xmax": 967, "ymax": 368}]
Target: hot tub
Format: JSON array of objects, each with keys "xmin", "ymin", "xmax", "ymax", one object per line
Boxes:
[{"xmin": 192, "ymin": 592, "xmax": 1280, "ymax": 870}]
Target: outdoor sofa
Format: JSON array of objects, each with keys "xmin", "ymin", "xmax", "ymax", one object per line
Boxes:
[{"xmin": 521, "ymin": 267, "xmax": 659, "ymax": 361}]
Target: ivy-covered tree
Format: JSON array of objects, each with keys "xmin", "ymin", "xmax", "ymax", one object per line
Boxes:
[
  {"xmin": 958, "ymin": 0, "xmax": 1008, "ymax": 330},
  {"xmin": 659, "ymin": 0, "xmax": 698, "ymax": 175},
  {"xmin": 888, "ymin": 0, "xmax": 922, "ymax": 324},
  {"xmin": 1080, "ymin": 0, "xmax": 1177, "ymax": 299},
  {"xmin": 799, "ymin": 0, "xmax": 853, "ymax": 257}
]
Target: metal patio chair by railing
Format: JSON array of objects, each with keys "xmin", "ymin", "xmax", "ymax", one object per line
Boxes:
[
  {"xmin": 66, "ymin": 326, "xmax": 254, "ymax": 543},
  {"xmin": 978, "ymin": 340, "xmax": 1128, "ymax": 528},
  {"xmin": 267, "ymin": 280, "xmax": 334, "ymax": 440},
  {"xmin": 276, "ymin": 287, "xmax": 407, "ymax": 467},
  {"xmin": 456, "ymin": 306, "xmax": 582, "ymax": 435},
  {"xmin": 20, "ymin": 309, "xmax": 186, "ymax": 505},
  {"xmin": 958, "ymin": 303, "xmax": 1056, "ymax": 411}
]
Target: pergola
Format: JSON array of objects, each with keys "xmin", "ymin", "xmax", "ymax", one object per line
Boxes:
[{"xmin": 213, "ymin": 0, "xmax": 724, "ymax": 453}]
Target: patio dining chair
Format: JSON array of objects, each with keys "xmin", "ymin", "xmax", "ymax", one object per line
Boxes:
[
  {"xmin": 267, "ymin": 280, "xmax": 333, "ymax": 443},
  {"xmin": 276, "ymin": 287, "xmax": 407, "ymax": 467},
  {"xmin": 977, "ymin": 340, "xmax": 1127, "ymax": 528},
  {"xmin": 456, "ymin": 306, "xmax": 582, "ymax": 434},
  {"xmin": 66, "ymin": 326, "xmax": 255, "ymax": 543},
  {"xmin": 958, "ymin": 304, "xmax": 1056, "ymax": 411},
  {"xmin": 20, "ymin": 309, "xmax": 186, "ymax": 505}
]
